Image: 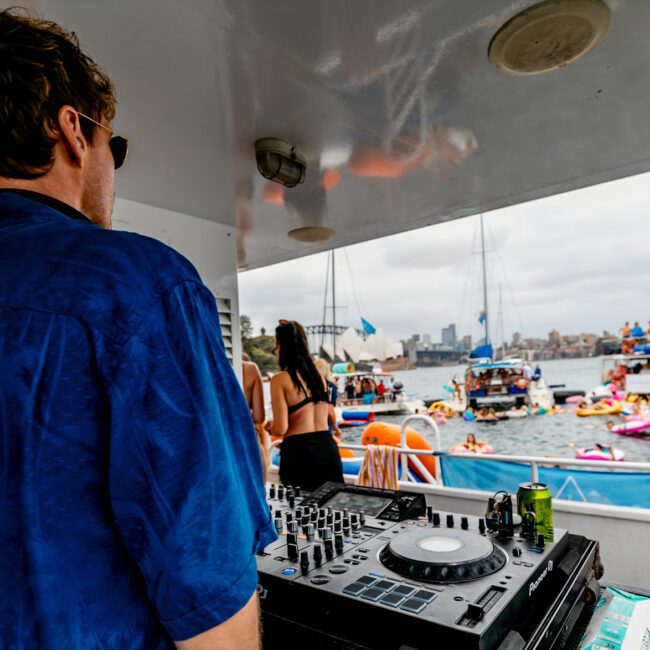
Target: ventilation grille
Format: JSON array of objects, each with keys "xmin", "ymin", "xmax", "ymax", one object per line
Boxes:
[{"xmin": 216, "ymin": 297, "xmax": 234, "ymax": 363}]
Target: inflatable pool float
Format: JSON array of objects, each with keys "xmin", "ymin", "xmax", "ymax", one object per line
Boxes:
[
  {"xmin": 505, "ymin": 410, "xmax": 528, "ymax": 419},
  {"xmin": 462, "ymin": 410, "xmax": 477, "ymax": 421},
  {"xmin": 338, "ymin": 419, "xmax": 370, "ymax": 428},
  {"xmin": 624, "ymin": 414, "xmax": 648, "ymax": 422},
  {"xmin": 428, "ymin": 401, "xmax": 453, "ymax": 417},
  {"xmin": 450, "ymin": 442, "xmax": 493, "ymax": 454},
  {"xmin": 341, "ymin": 410, "xmax": 375, "ymax": 422},
  {"xmin": 565, "ymin": 394, "xmax": 586, "ymax": 404},
  {"xmin": 362, "ymin": 421, "xmax": 436, "ymax": 480},
  {"xmin": 576, "ymin": 402, "xmax": 622, "ymax": 417},
  {"xmin": 612, "ymin": 420, "xmax": 650, "ymax": 436},
  {"xmin": 341, "ymin": 456, "xmax": 363, "ymax": 476},
  {"xmin": 575, "ymin": 447, "xmax": 625, "ymax": 461},
  {"xmin": 475, "ymin": 417, "xmax": 498, "ymax": 424}
]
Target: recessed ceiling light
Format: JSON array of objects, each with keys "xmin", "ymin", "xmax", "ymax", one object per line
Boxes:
[
  {"xmin": 287, "ymin": 226, "xmax": 336, "ymax": 243},
  {"xmin": 488, "ymin": 0, "xmax": 611, "ymax": 76}
]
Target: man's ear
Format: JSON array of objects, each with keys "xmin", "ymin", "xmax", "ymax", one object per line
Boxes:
[{"xmin": 57, "ymin": 105, "xmax": 86, "ymax": 167}]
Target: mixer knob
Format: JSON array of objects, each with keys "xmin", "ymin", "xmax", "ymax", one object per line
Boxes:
[
  {"xmin": 277, "ymin": 486, "xmax": 284, "ymax": 500},
  {"xmin": 295, "ymin": 486, "xmax": 302, "ymax": 497},
  {"xmin": 274, "ymin": 517, "xmax": 283, "ymax": 534},
  {"xmin": 287, "ymin": 533, "xmax": 298, "ymax": 561},
  {"xmin": 302, "ymin": 513, "xmax": 310, "ymax": 527},
  {"xmin": 513, "ymin": 546, "xmax": 522, "ymax": 557},
  {"xmin": 285, "ymin": 512, "xmax": 293, "ymax": 523},
  {"xmin": 536, "ymin": 534, "xmax": 545, "ymax": 549},
  {"xmin": 327, "ymin": 507, "xmax": 333, "ymax": 516},
  {"xmin": 326, "ymin": 513, "xmax": 333, "ymax": 526},
  {"xmin": 319, "ymin": 508, "xmax": 327, "ymax": 518},
  {"xmin": 446, "ymin": 514, "xmax": 454, "ymax": 528},
  {"xmin": 350, "ymin": 513, "xmax": 360, "ymax": 530},
  {"xmin": 461, "ymin": 517, "xmax": 469, "ymax": 530},
  {"xmin": 318, "ymin": 517, "xmax": 326, "ymax": 530},
  {"xmin": 269, "ymin": 485, "xmax": 276, "ymax": 499},
  {"xmin": 335, "ymin": 511, "xmax": 343, "ymax": 522},
  {"xmin": 323, "ymin": 527, "xmax": 333, "ymax": 541},
  {"xmin": 433, "ymin": 512, "xmax": 440, "ymax": 527},
  {"xmin": 359, "ymin": 511, "xmax": 366, "ymax": 526},
  {"xmin": 310, "ymin": 510, "xmax": 318, "ymax": 523},
  {"xmin": 300, "ymin": 551, "xmax": 309, "ymax": 574},
  {"xmin": 335, "ymin": 534, "xmax": 344, "ymax": 554},
  {"xmin": 426, "ymin": 506, "xmax": 433, "ymax": 523},
  {"xmin": 478, "ymin": 518, "xmax": 486, "ymax": 534},
  {"xmin": 324, "ymin": 539, "xmax": 334, "ymax": 560},
  {"xmin": 313, "ymin": 544, "xmax": 323, "ymax": 566},
  {"xmin": 343, "ymin": 515, "xmax": 350, "ymax": 528},
  {"xmin": 295, "ymin": 507, "xmax": 303, "ymax": 519},
  {"xmin": 289, "ymin": 496, "xmax": 295, "ymax": 509},
  {"xmin": 288, "ymin": 521, "xmax": 299, "ymax": 534},
  {"xmin": 306, "ymin": 524, "xmax": 315, "ymax": 541}
]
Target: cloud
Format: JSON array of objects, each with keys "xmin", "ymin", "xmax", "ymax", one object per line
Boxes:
[{"xmin": 239, "ymin": 171, "xmax": 650, "ymax": 343}]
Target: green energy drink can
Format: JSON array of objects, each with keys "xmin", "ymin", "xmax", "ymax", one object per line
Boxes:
[{"xmin": 517, "ymin": 482, "xmax": 553, "ymax": 542}]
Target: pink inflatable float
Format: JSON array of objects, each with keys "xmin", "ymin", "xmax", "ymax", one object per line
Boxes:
[
  {"xmin": 612, "ymin": 420, "xmax": 650, "ymax": 436},
  {"xmin": 575, "ymin": 446, "xmax": 625, "ymax": 461},
  {"xmin": 565, "ymin": 395, "xmax": 584, "ymax": 404},
  {"xmin": 450, "ymin": 442, "xmax": 494, "ymax": 454}
]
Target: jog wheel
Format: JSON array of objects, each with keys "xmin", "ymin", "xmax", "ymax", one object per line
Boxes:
[{"xmin": 379, "ymin": 528, "xmax": 507, "ymax": 584}]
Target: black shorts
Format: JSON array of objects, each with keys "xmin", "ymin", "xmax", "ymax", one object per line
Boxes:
[{"xmin": 279, "ymin": 431, "xmax": 344, "ymax": 492}]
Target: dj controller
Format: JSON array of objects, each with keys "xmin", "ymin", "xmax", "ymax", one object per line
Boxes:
[{"xmin": 256, "ymin": 482, "xmax": 601, "ymax": 650}]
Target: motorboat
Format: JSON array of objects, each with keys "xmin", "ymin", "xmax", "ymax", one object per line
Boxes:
[
  {"xmin": 334, "ymin": 370, "xmax": 425, "ymax": 417},
  {"xmin": 449, "ymin": 358, "xmax": 554, "ymax": 412}
]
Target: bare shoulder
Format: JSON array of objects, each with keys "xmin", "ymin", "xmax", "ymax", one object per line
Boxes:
[
  {"xmin": 243, "ymin": 360, "xmax": 262, "ymax": 381},
  {"xmin": 270, "ymin": 371, "xmax": 289, "ymax": 386}
]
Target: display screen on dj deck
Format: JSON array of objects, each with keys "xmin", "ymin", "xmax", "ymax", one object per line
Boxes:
[{"xmin": 322, "ymin": 490, "xmax": 392, "ymax": 517}]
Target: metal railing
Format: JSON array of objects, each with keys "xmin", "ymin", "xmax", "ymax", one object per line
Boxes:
[{"xmin": 268, "ymin": 413, "xmax": 650, "ymax": 487}]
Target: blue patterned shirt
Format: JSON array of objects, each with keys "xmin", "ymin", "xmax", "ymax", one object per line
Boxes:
[{"xmin": 0, "ymin": 191, "xmax": 276, "ymax": 648}]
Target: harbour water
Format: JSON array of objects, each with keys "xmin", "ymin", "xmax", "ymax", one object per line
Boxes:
[{"xmin": 338, "ymin": 357, "xmax": 650, "ymax": 463}]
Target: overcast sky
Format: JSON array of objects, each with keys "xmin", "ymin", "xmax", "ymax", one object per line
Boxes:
[{"xmin": 239, "ymin": 172, "xmax": 650, "ymax": 346}]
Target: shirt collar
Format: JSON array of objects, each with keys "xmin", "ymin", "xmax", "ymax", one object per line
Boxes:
[{"xmin": 0, "ymin": 189, "xmax": 91, "ymax": 223}]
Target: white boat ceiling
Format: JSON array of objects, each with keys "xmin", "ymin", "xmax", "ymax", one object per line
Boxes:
[{"xmin": 37, "ymin": 1, "xmax": 650, "ymax": 270}]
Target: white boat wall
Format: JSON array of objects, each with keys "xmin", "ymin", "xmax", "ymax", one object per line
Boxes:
[{"xmin": 265, "ymin": 465, "xmax": 650, "ymax": 590}]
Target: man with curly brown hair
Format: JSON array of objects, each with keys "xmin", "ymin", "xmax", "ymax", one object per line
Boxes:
[{"xmin": 0, "ymin": 9, "xmax": 275, "ymax": 649}]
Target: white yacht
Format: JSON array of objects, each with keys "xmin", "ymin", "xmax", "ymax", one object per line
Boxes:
[
  {"xmin": 334, "ymin": 370, "xmax": 425, "ymax": 417},
  {"xmin": 450, "ymin": 358, "xmax": 554, "ymax": 413}
]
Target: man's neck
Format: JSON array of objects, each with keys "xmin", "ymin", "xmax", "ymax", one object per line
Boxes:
[{"xmin": 0, "ymin": 176, "xmax": 83, "ymax": 214}]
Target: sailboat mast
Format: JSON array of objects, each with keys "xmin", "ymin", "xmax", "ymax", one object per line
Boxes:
[
  {"xmin": 498, "ymin": 284, "xmax": 503, "ymax": 359},
  {"xmin": 480, "ymin": 214, "xmax": 489, "ymax": 346},
  {"xmin": 331, "ymin": 250, "xmax": 336, "ymax": 359}
]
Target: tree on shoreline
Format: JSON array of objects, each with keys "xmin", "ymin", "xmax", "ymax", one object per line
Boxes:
[{"xmin": 241, "ymin": 315, "xmax": 278, "ymax": 375}]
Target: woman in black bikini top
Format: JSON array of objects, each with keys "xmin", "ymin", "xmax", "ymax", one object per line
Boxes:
[{"xmin": 269, "ymin": 320, "xmax": 343, "ymax": 491}]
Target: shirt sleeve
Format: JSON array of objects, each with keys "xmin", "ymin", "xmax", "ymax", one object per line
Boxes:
[{"xmin": 108, "ymin": 280, "xmax": 276, "ymax": 641}]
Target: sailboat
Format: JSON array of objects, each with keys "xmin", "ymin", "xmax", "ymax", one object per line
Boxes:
[
  {"xmin": 449, "ymin": 216, "xmax": 553, "ymax": 415},
  {"xmin": 317, "ymin": 250, "xmax": 424, "ymax": 416}
]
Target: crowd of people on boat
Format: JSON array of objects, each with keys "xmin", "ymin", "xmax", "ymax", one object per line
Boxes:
[
  {"xmin": 340, "ymin": 375, "xmax": 399, "ymax": 405},
  {"xmin": 464, "ymin": 364, "xmax": 542, "ymax": 396}
]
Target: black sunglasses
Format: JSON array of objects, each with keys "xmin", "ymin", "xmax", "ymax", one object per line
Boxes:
[{"xmin": 77, "ymin": 111, "xmax": 128, "ymax": 170}]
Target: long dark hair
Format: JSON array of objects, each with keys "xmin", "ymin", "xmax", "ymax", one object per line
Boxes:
[{"xmin": 276, "ymin": 320, "xmax": 326, "ymax": 400}]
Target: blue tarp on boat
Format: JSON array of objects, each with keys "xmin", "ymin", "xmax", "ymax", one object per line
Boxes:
[{"xmin": 440, "ymin": 456, "xmax": 650, "ymax": 509}]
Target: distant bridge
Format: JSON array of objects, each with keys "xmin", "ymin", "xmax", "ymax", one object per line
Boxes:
[{"xmin": 304, "ymin": 324, "xmax": 366, "ymax": 339}]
